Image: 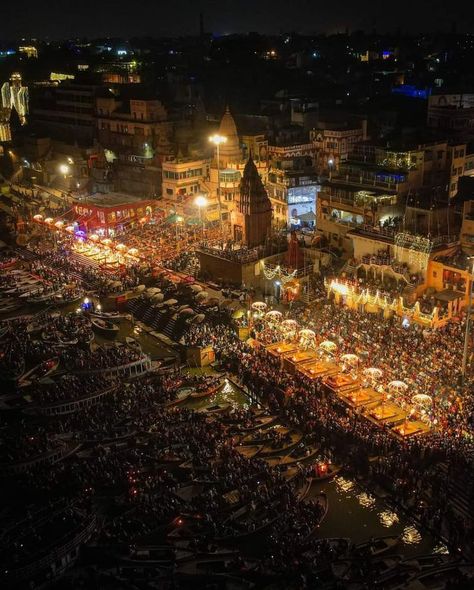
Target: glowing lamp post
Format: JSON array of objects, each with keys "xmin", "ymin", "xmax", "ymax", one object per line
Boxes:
[
  {"xmin": 209, "ymin": 133, "xmax": 227, "ymax": 232},
  {"xmin": 195, "ymin": 195, "xmax": 208, "ymax": 235}
]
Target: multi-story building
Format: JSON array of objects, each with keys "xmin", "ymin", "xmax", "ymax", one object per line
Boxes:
[
  {"xmin": 427, "ymin": 93, "xmax": 474, "ymax": 131},
  {"xmin": 316, "ymin": 138, "xmax": 456, "ymax": 256},
  {"xmin": 95, "ymin": 89, "xmax": 173, "ymax": 197},
  {"xmin": 266, "ymin": 140, "xmax": 318, "ymax": 229},
  {"xmin": 30, "ymin": 81, "xmax": 98, "ymax": 145},
  {"xmin": 310, "ymin": 118, "xmax": 367, "ymax": 174}
]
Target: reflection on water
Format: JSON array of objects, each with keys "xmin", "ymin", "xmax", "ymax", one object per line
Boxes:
[
  {"xmin": 334, "ymin": 475, "xmax": 355, "ymax": 493},
  {"xmin": 433, "ymin": 542, "xmax": 450, "ymax": 554},
  {"xmin": 402, "ymin": 525, "xmax": 422, "ymax": 545},
  {"xmin": 314, "ymin": 475, "xmax": 438, "ymax": 557},
  {"xmin": 379, "ymin": 509, "xmax": 400, "ymax": 528},
  {"xmin": 357, "ymin": 492, "xmax": 376, "ymax": 508}
]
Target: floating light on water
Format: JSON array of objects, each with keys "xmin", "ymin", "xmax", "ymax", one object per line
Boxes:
[
  {"xmin": 334, "ymin": 475, "xmax": 354, "ymax": 493},
  {"xmin": 379, "ymin": 510, "xmax": 399, "ymax": 527},
  {"xmin": 357, "ymin": 492, "xmax": 376, "ymax": 508},
  {"xmin": 433, "ymin": 542, "xmax": 450, "ymax": 554},
  {"xmin": 402, "ymin": 525, "xmax": 422, "ymax": 545}
]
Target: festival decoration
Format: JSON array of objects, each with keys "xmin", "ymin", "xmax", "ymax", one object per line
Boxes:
[
  {"xmin": 388, "ymin": 380, "xmax": 408, "ymax": 393},
  {"xmin": 281, "ymin": 319, "xmax": 298, "ymax": 341},
  {"xmin": 319, "ymin": 340, "xmax": 337, "ymax": 353},
  {"xmin": 364, "ymin": 367, "xmax": 383, "ymax": 381},
  {"xmin": 299, "ymin": 328, "xmax": 317, "ymax": 350},
  {"xmin": 341, "ymin": 353, "xmax": 359, "ymax": 367}
]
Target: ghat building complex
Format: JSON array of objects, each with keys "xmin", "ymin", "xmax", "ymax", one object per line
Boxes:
[{"xmin": 1, "ymin": 33, "xmax": 474, "ymax": 327}]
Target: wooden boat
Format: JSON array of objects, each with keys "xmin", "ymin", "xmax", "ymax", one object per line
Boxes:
[
  {"xmin": 156, "ymin": 356, "xmax": 178, "ymax": 374},
  {"xmin": 125, "ymin": 336, "xmax": 141, "ymax": 352},
  {"xmin": 238, "ymin": 415, "xmax": 279, "ymax": 433},
  {"xmin": 91, "ymin": 318, "xmax": 120, "ymax": 338},
  {"xmin": 189, "ymin": 381, "xmax": 222, "ymax": 400},
  {"xmin": 88, "ymin": 310, "xmax": 125, "ymax": 323},
  {"xmin": 241, "ymin": 426, "xmax": 289, "ymax": 445},
  {"xmin": 235, "ymin": 445, "xmax": 263, "ymax": 459},
  {"xmin": 216, "ymin": 502, "xmax": 283, "ymax": 543},
  {"xmin": 196, "ymin": 403, "xmax": 232, "ymax": 415},
  {"xmin": 259, "ymin": 430, "xmax": 303, "ymax": 457},
  {"xmin": 355, "ymin": 535, "xmax": 399, "ymax": 558},
  {"xmin": 27, "ymin": 292, "xmax": 60, "ymax": 304},
  {"xmin": 165, "ymin": 387, "xmax": 193, "ymax": 407},
  {"xmin": 333, "ymin": 555, "xmax": 402, "ymax": 582},
  {"xmin": 18, "ymin": 357, "xmax": 60, "ymax": 386},
  {"xmin": 41, "ymin": 331, "xmax": 78, "ymax": 346},
  {"xmin": 400, "ymin": 553, "xmax": 455, "ymax": 573},
  {"xmin": 0, "ymin": 302, "xmax": 21, "ymax": 313},
  {"xmin": 402, "ymin": 564, "xmax": 474, "ymax": 590},
  {"xmin": 265, "ymin": 443, "xmax": 321, "ymax": 467},
  {"xmin": 54, "ymin": 292, "xmax": 84, "ymax": 306},
  {"xmin": 311, "ymin": 461, "xmax": 342, "ymax": 481}
]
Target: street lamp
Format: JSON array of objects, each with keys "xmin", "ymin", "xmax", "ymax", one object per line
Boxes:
[
  {"xmin": 209, "ymin": 134, "xmax": 227, "ymax": 232},
  {"xmin": 195, "ymin": 195, "xmax": 208, "ymax": 236},
  {"xmin": 59, "ymin": 164, "xmax": 70, "ymax": 176},
  {"xmin": 328, "ymin": 157, "xmax": 334, "ymax": 180}
]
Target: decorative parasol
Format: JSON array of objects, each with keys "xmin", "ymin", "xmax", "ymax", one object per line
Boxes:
[
  {"xmin": 388, "ymin": 380, "xmax": 408, "ymax": 393},
  {"xmin": 319, "ymin": 340, "xmax": 337, "ymax": 352},
  {"xmin": 299, "ymin": 328, "xmax": 317, "ymax": 350},
  {"xmin": 265, "ymin": 310, "xmax": 283, "ymax": 324},
  {"xmin": 341, "ymin": 353, "xmax": 359, "ymax": 367},
  {"xmin": 364, "ymin": 367, "xmax": 383, "ymax": 381},
  {"xmin": 412, "ymin": 394, "xmax": 432, "ymax": 407},
  {"xmin": 251, "ymin": 301, "xmax": 267, "ymax": 313}
]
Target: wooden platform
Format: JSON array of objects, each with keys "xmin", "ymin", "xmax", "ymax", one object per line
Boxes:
[
  {"xmin": 392, "ymin": 420, "xmax": 431, "ymax": 439},
  {"xmin": 297, "ymin": 360, "xmax": 340, "ymax": 380},
  {"xmin": 282, "ymin": 349, "xmax": 320, "ymax": 374},
  {"xmin": 337, "ymin": 386, "xmax": 383, "ymax": 408},
  {"xmin": 323, "ymin": 372, "xmax": 360, "ymax": 393},
  {"xmin": 368, "ymin": 402, "xmax": 407, "ymax": 425},
  {"xmin": 265, "ymin": 342, "xmax": 299, "ymax": 359}
]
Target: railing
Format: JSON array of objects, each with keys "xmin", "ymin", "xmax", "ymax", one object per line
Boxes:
[
  {"xmin": 7, "ymin": 514, "xmax": 97, "ymax": 583},
  {"xmin": 71, "ymin": 355, "xmax": 152, "ymax": 378},
  {"xmin": 36, "ymin": 385, "xmax": 119, "ymax": 415}
]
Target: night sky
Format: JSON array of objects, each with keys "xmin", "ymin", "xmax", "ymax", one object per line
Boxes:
[{"xmin": 2, "ymin": 0, "xmax": 473, "ymax": 39}]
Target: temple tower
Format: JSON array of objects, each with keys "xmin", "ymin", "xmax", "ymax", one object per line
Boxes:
[{"xmin": 233, "ymin": 156, "xmax": 272, "ymax": 247}]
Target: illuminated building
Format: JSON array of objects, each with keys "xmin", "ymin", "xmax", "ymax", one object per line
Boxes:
[
  {"xmin": 1, "ymin": 72, "xmax": 28, "ymax": 126},
  {"xmin": 18, "ymin": 45, "xmax": 38, "ymax": 58},
  {"xmin": 72, "ymin": 192, "xmax": 154, "ymax": 235},
  {"xmin": 266, "ymin": 140, "xmax": 319, "ymax": 230}
]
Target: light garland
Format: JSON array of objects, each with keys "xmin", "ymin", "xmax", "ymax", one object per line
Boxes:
[
  {"xmin": 394, "ymin": 232, "xmax": 432, "ymax": 272},
  {"xmin": 262, "ymin": 263, "xmax": 297, "ymax": 285}
]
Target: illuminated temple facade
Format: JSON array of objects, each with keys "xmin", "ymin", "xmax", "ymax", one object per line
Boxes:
[{"xmin": 0, "ymin": 73, "xmax": 29, "ymax": 141}]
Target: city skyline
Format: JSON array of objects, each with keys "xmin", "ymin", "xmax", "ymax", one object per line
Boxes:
[{"xmin": 2, "ymin": 0, "xmax": 473, "ymax": 39}]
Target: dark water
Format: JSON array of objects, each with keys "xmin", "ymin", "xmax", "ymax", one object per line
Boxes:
[{"xmin": 310, "ymin": 477, "xmax": 443, "ymax": 558}]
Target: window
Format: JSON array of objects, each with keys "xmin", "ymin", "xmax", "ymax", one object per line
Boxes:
[{"xmin": 166, "ymin": 188, "xmax": 173, "ymax": 195}]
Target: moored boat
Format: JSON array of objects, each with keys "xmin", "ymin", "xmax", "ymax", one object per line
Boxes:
[
  {"xmin": 88, "ymin": 310, "xmax": 125, "ymax": 323},
  {"xmin": 355, "ymin": 535, "xmax": 400, "ymax": 558},
  {"xmin": 125, "ymin": 336, "xmax": 142, "ymax": 353},
  {"xmin": 189, "ymin": 380, "xmax": 223, "ymax": 400},
  {"xmin": 91, "ymin": 318, "xmax": 120, "ymax": 338},
  {"xmin": 18, "ymin": 357, "xmax": 60, "ymax": 387},
  {"xmin": 235, "ymin": 444, "xmax": 264, "ymax": 459}
]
